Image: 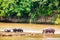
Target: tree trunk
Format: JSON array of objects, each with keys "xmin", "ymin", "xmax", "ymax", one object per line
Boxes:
[
  {"xmin": 0, "ymin": 16, "xmax": 3, "ymax": 21},
  {"xmin": 29, "ymin": 19, "xmax": 32, "ymax": 24}
]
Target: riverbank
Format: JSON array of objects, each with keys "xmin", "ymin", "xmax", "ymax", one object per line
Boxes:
[
  {"xmin": 0, "ymin": 22, "xmax": 60, "ymax": 34},
  {"xmin": 0, "ymin": 31, "xmax": 60, "ymax": 38}
]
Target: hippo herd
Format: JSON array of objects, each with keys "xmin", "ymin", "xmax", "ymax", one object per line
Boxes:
[
  {"xmin": 4, "ymin": 28, "xmax": 55, "ymax": 34},
  {"xmin": 4, "ymin": 28, "xmax": 23, "ymax": 32}
]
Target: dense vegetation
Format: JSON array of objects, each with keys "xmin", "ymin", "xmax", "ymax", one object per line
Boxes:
[{"xmin": 0, "ymin": 0, "xmax": 60, "ymax": 24}]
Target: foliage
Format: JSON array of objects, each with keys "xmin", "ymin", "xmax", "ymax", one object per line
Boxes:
[
  {"xmin": 0, "ymin": 0, "xmax": 60, "ymax": 23},
  {"xmin": 55, "ymin": 14, "xmax": 60, "ymax": 24}
]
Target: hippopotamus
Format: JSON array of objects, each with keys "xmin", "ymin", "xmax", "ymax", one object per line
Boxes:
[
  {"xmin": 4, "ymin": 29, "xmax": 11, "ymax": 32},
  {"xmin": 17, "ymin": 28, "xmax": 23, "ymax": 32},
  {"xmin": 42, "ymin": 28, "xmax": 55, "ymax": 34},
  {"xmin": 13, "ymin": 28, "xmax": 23, "ymax": 32},
  {"xmin": 13, "ymin": 28, "xmax": 18, "ymax": 32}
]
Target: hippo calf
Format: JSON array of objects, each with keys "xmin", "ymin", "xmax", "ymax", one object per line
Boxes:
[{"xmin": 4, "ymin": 29, "xmax": 11, "ymax": 32}]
